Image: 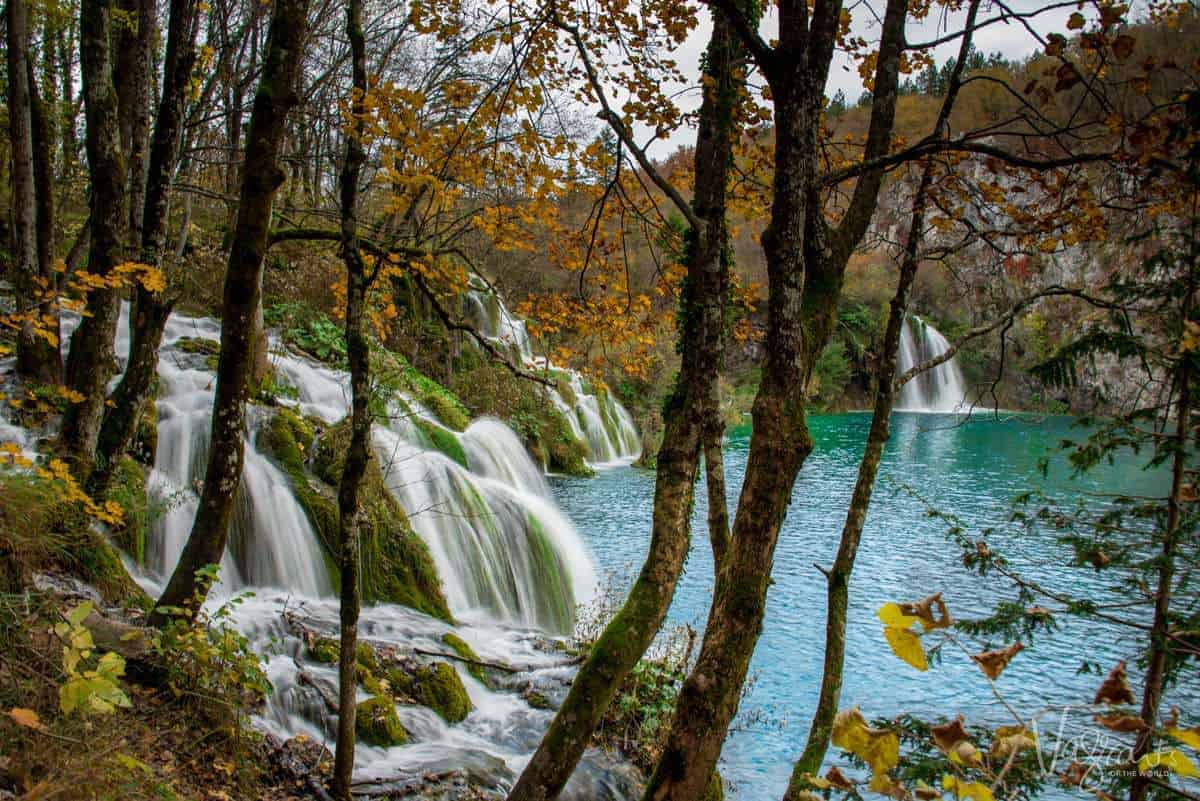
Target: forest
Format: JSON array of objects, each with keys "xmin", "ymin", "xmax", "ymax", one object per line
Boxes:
[{"xmin": 0, "ymin": 0, "xmax": 1198, "ymax": 799}]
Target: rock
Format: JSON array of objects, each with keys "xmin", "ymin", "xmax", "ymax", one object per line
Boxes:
[
  {"xmin": 388, "ymin": 660, "xmax": 472, "ymax": 724},
  {"xmin": 356, "ymin": 696, "xmax": 408, "ymax": 747}
]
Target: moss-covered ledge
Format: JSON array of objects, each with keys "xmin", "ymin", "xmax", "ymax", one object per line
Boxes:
[{"xmin": 260, "ymin": 409, "xmax": 451, "ymax": 622}]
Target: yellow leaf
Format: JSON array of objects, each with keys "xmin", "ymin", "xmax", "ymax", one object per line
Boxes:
[
  {"xmin": 878, "ymin": 602, "xmax": 919, "ymax": 628},
  {"xmin": 1139, "ymin": 749, "xmax": 1199, "ymax": 777},
  {"xmin": 832, "ymin": 707, "xmax": 900, "ymax": 774},
  {"xmin": 9, "ymin": 707, "xmax": 45, "ymax": 730},
  {"xmin": 884, "ymin": 625, "xmax": 928, "ymax": 671},
  {"xmin": 942, "ymin": 775, "xmax": 994, "ymax": 801},
  {"xmin": 1167, "ymin": 725, "xmax": 1200, "ymax": 751}
]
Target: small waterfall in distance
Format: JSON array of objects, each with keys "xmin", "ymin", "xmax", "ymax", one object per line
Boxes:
[
  {"xmin": 896, "ymin": 315, "xmax": 968, "ymax": 413},
  {"xmin": 462, "ymin": 280, "xmax": 641, "ymax": 465}
]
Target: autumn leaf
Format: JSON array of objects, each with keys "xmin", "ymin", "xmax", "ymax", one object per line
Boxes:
[
  {"xmin": 1139, "ymin": 749, "xmax": 1199, "ymax": 777},
  {"xmin": 825, "ymin": 766, "xmax": 854, "ymax": 791},
  {"xmin": 884, "ymin": 624, "xmax": 928, "ymax": 671},
  {"xmin": 915, "ymin": 780, "xmax": 942, "ymax": 800},
  {"xmin": 942, "ymin": 775, "xmax": 994, "ymax": 801},
  {"xmin": 970, "ymin": 642, "xmax": 1023, "ymax": 680},
  {"xmin": 1167, "ymin": 725, "xmax": 1200, "ymax": 751},
  {"xmin": 1095, "ymin": 713, "xmax": 1148, "ymax": 733},
  {"xmin": 932, "ymin": 716, "xmax": 970, "ymax": 753},
  {"xmin": 9, "ymin": 707, "xmax": 45, "ymax": 730},
  {"xmin": 992, "ymin": 725, "xmax": 1038, "ymax": 757},
  {"xmin": 1067, "ymin": 12, "xmax": 1085, "ymax": 30},
  {"xmin": 878, "ymin": 602, "xmax": 919, "ymax": 628},
  {"xmin": 1094, "ymin": 661, "xmax": 1136, "ymax": 705},
  {"xmin": 899, "ymin": 593, "xmax": 952, "ymax": 631},
  {"xmin": 832, "ymin": 707, "xmax": 900, "ymax": 776}
]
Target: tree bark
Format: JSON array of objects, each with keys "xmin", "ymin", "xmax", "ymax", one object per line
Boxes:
[
  {"xmin": 7, "ymin": 0, "xmax": 61, "ymax": 383},
  {"xmin": 1129, "ymin": 289, "xmax": 1193, "ymax": 801},
  {"xmin": 150, "ymin": 0, "xmax": 311, "ymax": 623},
  {"xmin": 504, "ymin": 11, "xmax": 739, "ymax": 801},
  {"xmin": 641, "ymin": 3, "xmax": 907, "ymax": 799},
  {"xmin": 704, "ymin": 428, "xmax": 729, "ymax": 566},
  {"xmin": 58, "ymin": 0, "xmax": 129, "ymax": 468},
  {"xmin": 93, "ymin": 0, "xmax": 201, "ymax": 488},
  {"xmin": 331, "ymin": 0, "xmax": 369, "ymax": 794},
  {"xmin": 116, "ymin": 0, "xmax": 156, "ymax": 246}
]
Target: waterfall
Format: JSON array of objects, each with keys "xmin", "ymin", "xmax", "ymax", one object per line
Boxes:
[
  {"xmin": 464, "ymin": 281, "xmax": 641, "ymax": 465},
  {"xmin": 62, "ymin": 302, "xmax": 598, "ymax": 633},
  {"xmin": 896, "ymin": 315, "xmax": 968, "ymax": 413}
]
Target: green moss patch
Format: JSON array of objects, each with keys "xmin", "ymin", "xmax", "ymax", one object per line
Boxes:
[
  {"xmin": 356, "ymin": 696, "xmax": 408, "ymax": 746},
  {"xmin": 441, "ymin": 632, "xmax": 488, "ymax": 686},
  {"xmin": 108, "ymin": 457, "xmax": 149, "ymax": 567},
  {"xmin": 413, "ymin": 419, "xmax": 469, "ymax": 468},
  {"xmin": 387, "ymin": 661, "xmax": 472, "ymax": 724},
  {"xmin": 373, "ymin": 350, "xmax": 471, "ymax": 431}
]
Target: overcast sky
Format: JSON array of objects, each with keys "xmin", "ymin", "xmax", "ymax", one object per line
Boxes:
[{"xmin": 634, "ymin": 0, "xmax": 1102, "ymax": 155}]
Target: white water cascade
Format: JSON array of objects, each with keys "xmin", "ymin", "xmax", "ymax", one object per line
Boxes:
[
  {"xmin": 896, "ymin": 315, "xmax": 968, "ymax": 413},
  {"xmin": 463, "ymin": 281, "xmax": 641, "ymax": 465}
]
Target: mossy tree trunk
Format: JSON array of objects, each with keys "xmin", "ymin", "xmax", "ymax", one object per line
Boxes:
[
  {"xmin": 332, "ymin": 0, "xmax": 369, "ymax": 794},
  {"xmin": 93, "ymin": 0, "xmax": 202, "ymax": 489},
  {"xmin": 6, "ymin": 0, "xmax": 62, "ymax": 384},
  {"xmin": 151, "ymin": 0, "xmax": 311, "ymax": 623},
  {"xmin": 640, "ymin": 2, "xmax": 908, "ymax": 799},
  {"xmin": 504, "ymin": 12, "xmax": 740, "ymax": 801},
  {"xmin": 58, "ymin": 0, "xmax": 129, "ymax": 468}
]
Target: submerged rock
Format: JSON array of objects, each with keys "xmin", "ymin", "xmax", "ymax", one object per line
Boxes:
[{"xmin": 357, "ymin": 696, "xmax": 409, "ymax": 746}]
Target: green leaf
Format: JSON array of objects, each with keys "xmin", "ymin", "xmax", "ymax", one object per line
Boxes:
[{"xmin": 67, "ymin": 601, "xmax": 94, "ymax": 627}]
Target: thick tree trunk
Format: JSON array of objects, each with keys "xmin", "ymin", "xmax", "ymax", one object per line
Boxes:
[
  {"xmin": 505, "ymin": 12, "xmax": 739, "ymax": 801},
  {"xmin": 641, "ymin": 3, "xmax": 908, "ymax": 798},
  {"xmin": 93, "ymin": 0, "xmax": 201, "ymax": 488},
  {"xmin": 331, "ymin": 0, "xmax": 368, "ymax": 794},
  {"xmin": 7, "ymin": 0, "xmax": 61, "ymax": 383},
  {"xmin": 58, "ymin": 0, "xmax": 129, "ymax": 468},
  {"xmin": 150, "ymin": 0, "xmax": 311, "ymax": 623}
]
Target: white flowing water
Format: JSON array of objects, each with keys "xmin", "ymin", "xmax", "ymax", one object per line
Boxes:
[
  {"xmin": 896, "ymin": 315, "xmax": 968, "ymax": 413},
  {"xmin": 463, "ymin": 283, "xmax": 641, "ymax": 466}
]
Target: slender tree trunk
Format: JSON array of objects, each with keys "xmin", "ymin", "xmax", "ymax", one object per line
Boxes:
[
  {"xmin": 58, "ymin": 0, "xmax": 129, "ymax": 468},
  {"xmin": 28, "ymin": 59, "xmax": 64, "ymax": 381},
  {"xmin": 505, "ymin": 12, "xmax": 739, "ymax": 801},
  {"xmin": 150, "ymin": 0, "xmax": 312, "ymax": 623},
  {"xmin": 93, "ymin": 0, "xmax": 201, "ymax": 488},
  {"xmin": 7, "ymin": 0, "xmax": 60, "ymax": 383},
  {"xmin": 1129, "ymin": 302, "xmax": 1193, "ymax": 801},
  {"xmin": 642, "ymin": 3, "xmax": 907, "ymax": 798},
  {"xmin": 58, "ymin": 23, "xmax": 80, "ymax": 181},
  {"xmin": 784, "ymin": 165, "xmax": 932, "ymax": 797},
  {"xmin": 331, "ymin": 0, "xmax": 369, "ymax": 794}
]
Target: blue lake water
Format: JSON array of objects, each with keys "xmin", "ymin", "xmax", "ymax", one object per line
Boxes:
[{"xmin": 551, "ymin": 412, "xmax": 1182, "ymax": 798}]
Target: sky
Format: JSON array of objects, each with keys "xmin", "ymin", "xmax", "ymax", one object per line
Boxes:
[{"xmin": 632, "ymin": 0, "xmax": 1095, "ymax": 155}]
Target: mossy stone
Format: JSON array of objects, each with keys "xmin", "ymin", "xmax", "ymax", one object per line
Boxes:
[
  {"xmin": 356, "ymin": 696, "xmax": 408, "ymax": 746},
  {"xmin": 414, "ymin": 419, "xmax": 469, "ymax": 468},
  {"xmin": 309, "ymin": 637, "xmax": 339, "ymax": 663},
  {"xmin": 441, "ymin": 632, "xmax": 488, "ymax": 686},
  {"xmin": 388, "ymin": 662, "xmax": 472, "ymax": 724}
]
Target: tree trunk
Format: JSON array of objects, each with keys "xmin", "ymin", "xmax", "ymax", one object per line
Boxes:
[
  {"xmin": 641, "ymin": 3, "xmax": 907, "ymax": 798},
  {"xmin": 331, "ymin": 0, "xmax": 368, "ymax": 793},
  {"xmin": 58, "ymin": 0, "xmax": 129, "ymax": 468},
  {"xmin": 504, "ymin": 12, "xmax": 739, "ymax": 801},
  {"xmin": 93, "ymin": 0, "xmax": 201, "ymax": 488},
  {"xmin": 150, "ymin": 0, "xmax": 311, "ymax": 623},
  {"xmin": 7, "ymin": 0, "xmax": 61, "ymax": 383},
  {"xmin": 704, "ymin": 429, "xmax": 729, "ymax": 566},
  {"xmin": 116, "ymin": 0, "xmax": 156, "ymax": 246},
  {"xmin": 1129, "ymin": 307, "xmax": 1193, "ymax": 801}
]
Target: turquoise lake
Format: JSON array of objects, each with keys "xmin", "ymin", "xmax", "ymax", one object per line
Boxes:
[{"xmin": 551, "ymin": 412, "xmax": 1179, "ymax": 798}]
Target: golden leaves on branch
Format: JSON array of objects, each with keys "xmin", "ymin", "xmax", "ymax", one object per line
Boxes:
[
  {"xmin": 877, "ymin": 594, "xmax": 950, "ymax": 672},
  {"xmin": 832, "ymin": 707, "xmax": 902, "ymax": 795}
]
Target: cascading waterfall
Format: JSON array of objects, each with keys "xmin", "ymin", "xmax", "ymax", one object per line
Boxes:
[
  {"xmin": 91, "ymin": 302, "xmax": 596, "ymax": 634},
  {"xmin": 896, "ymin": 315, "xmax": 968, "ymax": 413},
  {"xmin": 463, "ymin": 280, "xmax": 641, "ymax": 465}
]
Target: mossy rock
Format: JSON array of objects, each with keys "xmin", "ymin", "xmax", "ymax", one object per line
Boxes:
[
  {"xmin": 421, "ymin": 391, "xmax": 471, "ymax": 432},
  {"xmin": 0, "ymin": 471, "xmax": 146, "ymax": 605},
  {"xmin": 175, "ymin": 336, "xmax": 220, "ymax": 357},
  {"xmin": 523, "ymin": 690, "xmax": 553, "ymax": 710},
  {"xmin": 308, "ymin": 636, "xmax": 339, "ymax": 663},
  {"xmin": 356, "ymin": 696, "xmax": 408, "ymax": 747},
  {"xmin": 388, "ymin": 662, "xmax": 472, "ymax": 724},
  {"xmin": 441, "ymin": 632, "xmax": 488, "ymax": 686},
  {"xmin": 131, "ymin": 399, "xmax": 158, "ymax": 467},
  {"xmin": 414, "ymin": 418, "xmax": 469, "ymax": 468},
  {"xmin": 264, "ymin": 412, "xmax": 451, "ymax": 622},
  {"xmin": 107, "ymin": 457, "xmax": 148, "ymax": 566}
]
